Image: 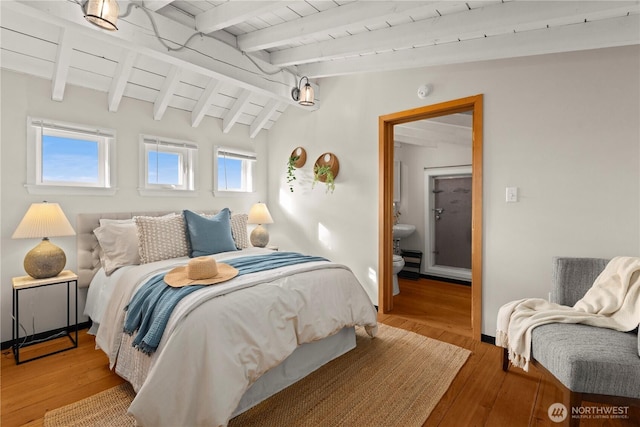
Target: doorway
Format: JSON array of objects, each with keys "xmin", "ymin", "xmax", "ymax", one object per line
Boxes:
[
  {"xmin": 378, "ymin": 95, "xmax": 483, "ymax": 341},
  {"xmin": 425, "ymin": 166, "xmax": 472, "ymax": 281}
]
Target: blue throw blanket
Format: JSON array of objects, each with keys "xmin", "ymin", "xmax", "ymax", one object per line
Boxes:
[{"xmin": 123, "ymin": 252, "xmax": 328, "ymax": 354}]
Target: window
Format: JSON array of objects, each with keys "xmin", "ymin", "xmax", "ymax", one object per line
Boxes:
[
  {"xmin": 26, "ymin": 117, "xmax": 116, "ymax": 195},
  {"xmin": 139, "ymin": 135, "xmax": 197, "ymax": 195},
  {"xmin": 215, "ymin": 146, "xmax": 256, "ymax": 194}
]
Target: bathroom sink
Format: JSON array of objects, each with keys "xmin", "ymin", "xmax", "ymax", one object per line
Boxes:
[{"xmin": 392, "ymin": 224, "xmax": 416, "ymax": 239}]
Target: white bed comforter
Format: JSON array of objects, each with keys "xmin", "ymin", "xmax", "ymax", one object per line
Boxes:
[{"xmin": 94, "ymin": 248, "xmax": 378, "ymax": 427}]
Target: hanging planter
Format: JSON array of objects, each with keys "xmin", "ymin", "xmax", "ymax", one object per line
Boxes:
[
  {"xmin": 313, "ymin": 152, "xmax": 339, "ymax": 193},
  {"xmin": 286, "ymin": 147, "xmax": 307, "ymax": 192}
]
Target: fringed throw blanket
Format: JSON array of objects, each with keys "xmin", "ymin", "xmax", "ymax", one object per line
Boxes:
[{"xmin": 496, "ymin": 256, "xmax": 640, "ymax": 371}]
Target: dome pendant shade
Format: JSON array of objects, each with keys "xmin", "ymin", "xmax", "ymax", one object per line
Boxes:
[{"xmin": 84, "ymin": 0, "xmax": 119, "ymax": 31}]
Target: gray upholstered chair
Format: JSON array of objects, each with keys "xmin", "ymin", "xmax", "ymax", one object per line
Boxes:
[{"xmin": 502, "ymin": 257, "xmax": 640, "ymax": 426}]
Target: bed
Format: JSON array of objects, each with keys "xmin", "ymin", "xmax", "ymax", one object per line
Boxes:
[{"xmin": 78, "ymin": 209, "xmax": 378, "ymax": 427}]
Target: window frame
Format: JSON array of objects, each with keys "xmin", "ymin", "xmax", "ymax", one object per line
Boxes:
[
  {"xmin": 213, "ymin": 146, "xmax": 257, "ymax": 196},
  {"xmin": 26, "ymin": 117, "xmax": 117, "ymax": 196},
  {"xmin": 138, "ymin": 135, "xmax": 198, "ymax": 197}
]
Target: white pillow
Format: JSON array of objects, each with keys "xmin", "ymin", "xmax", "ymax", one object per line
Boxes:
[
  {"xmin": 94, "ymin": 220, "xmax": 140, "ymax": 275},
  {"xmin": 134, "ymin": 214, "xmax": 189, "ymax": 264}
]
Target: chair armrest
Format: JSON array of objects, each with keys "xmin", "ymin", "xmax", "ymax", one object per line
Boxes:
[{"xmin": 551, "ymin": 257, "xmax": 609, "ymax": 306}]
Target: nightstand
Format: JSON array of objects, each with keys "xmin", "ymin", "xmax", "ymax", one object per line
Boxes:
[
  {"xmin": 266, "ymin": 245, "xmax": 279, "ymax": 251},
  {"xmin": 12, "ymin": 270, "xmax": 78, "ymax": 364}
]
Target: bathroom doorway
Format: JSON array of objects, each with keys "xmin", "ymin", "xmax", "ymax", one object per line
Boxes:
[
  {"xmin": 425, "ymin": 166, "xmax": 472, "ymax": 281},
  {"xmin": 378, "ymin": 95, "xmax": 483, "ymax": 341}
]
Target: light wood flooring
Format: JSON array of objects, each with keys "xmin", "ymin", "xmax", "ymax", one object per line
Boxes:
[{"xmin": 1, "ymin": 277, "xmax": 638, "ymax": 426}]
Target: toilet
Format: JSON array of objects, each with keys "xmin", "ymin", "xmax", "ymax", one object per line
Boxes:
[{"xmin": 392, "ymin": 254, "xmax": 405, "ymax": 296}]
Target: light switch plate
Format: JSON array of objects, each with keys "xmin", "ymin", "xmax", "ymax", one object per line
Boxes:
[{"xmin": 506, "ymin": 187, "xmax": 518, "ymax": 203}]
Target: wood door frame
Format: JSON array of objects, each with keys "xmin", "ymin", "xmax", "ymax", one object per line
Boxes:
[{"xmin": 378, "ymin": 94, "xmax": 483, "ymax": 340}]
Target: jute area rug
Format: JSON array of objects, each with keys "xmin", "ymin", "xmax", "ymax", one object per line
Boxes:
[{"xmin": 44, "ymin": 324, "xmax": 470, "ymax": 427}]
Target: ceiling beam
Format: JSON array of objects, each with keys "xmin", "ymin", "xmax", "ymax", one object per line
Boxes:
[
  {"xmin": 108, "ymin": 50, "xmax": 137, "ymax": 112},
  {"xmin": 300, "ymin": 13, "xmax": 640, "ymax": 78},
  {"xmin": 237, "ymin": 1, "xmax": 438, "ymax": 52},
  {"xmin": 249, "ymin": 99, "xmax": 280, "ymax": 139},
  {"xmin": 153, "ymin": 65, "xmax": 181, "ymax": 120},
  {"xmin": 6, "ymin": 0, "xmax": 317, "ymax": 110},
  {"xmin": 51, "ymin": 27, "xmax": 73, "ymax": 101},
  {"xmin": 196, "ymin": 1, "xmax": 294, "ymax": 34},
  {"xmin": 141, "ymin": 0, "xmax": 173, "ymax": 12},
  {"xmin": 223, "ymin": 90, "xmax": 252, "ymax": 134},
  {"xmin": 191, "ymin": 79, "xmax": 223, "ymax": 127},
  {"xmin": 271, "ymin": 1, "xmax": 640, "ymax": 67}
]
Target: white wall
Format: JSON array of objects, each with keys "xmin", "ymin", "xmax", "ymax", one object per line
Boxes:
[
  {"xmin": 0, "ymin": 70, "xmax": 268, "ymax": 343},
  {"xmin": 266, "ymin": 45, "xmax": 640, "ymax": 336}
]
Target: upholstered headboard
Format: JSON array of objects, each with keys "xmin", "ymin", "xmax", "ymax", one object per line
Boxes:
[{"xmin": 77, "ymin": 210, "xmax": 219, "ymax": 288}]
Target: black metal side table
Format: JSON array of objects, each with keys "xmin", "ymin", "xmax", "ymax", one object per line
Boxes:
[{"xmin": 12, "ymin": 270, "xmax": 78, "ymax": 364}]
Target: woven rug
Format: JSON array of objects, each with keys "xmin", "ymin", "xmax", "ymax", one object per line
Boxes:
[{"xmin": 44, "ymin": 324, "xmax": 470, "ymax": 427}]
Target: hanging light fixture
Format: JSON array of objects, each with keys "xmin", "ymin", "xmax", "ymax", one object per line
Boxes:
[
  {"xmin": 291, "ymin": 76, "xmax": 315, "ymax": 106},
  {"xmin": 84, "ymin": 0, "xmax": 120, "ymax": 31}
]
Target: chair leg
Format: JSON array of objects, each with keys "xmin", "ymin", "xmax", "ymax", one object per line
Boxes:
[{"xmin": 501, "ymin": 347, "xmax": 509, "ymax": 371}]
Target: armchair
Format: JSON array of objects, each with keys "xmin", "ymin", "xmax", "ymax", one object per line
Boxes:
[{"xmin": 501, "ymin": 257, "xmax": 640, "ymax": 426}]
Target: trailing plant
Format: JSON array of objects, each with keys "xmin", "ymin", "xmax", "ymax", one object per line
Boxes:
[
  {"xmin": 286, "ymin": 155, "xmax": 300, "ymax": 192},
  {"xmin": 312, "ymin": 164, "xmax": 335, "ymax": 194}
]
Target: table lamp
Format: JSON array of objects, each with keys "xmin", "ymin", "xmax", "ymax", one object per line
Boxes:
[
  {"xmin": 12, "ymin": 202, "xmax": 76, "ymax": 279},
  {"xmin": 248, "ymin": 203, "xmax": 273, "ymax": 248}
]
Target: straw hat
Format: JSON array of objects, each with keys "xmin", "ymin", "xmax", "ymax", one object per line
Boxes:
[{"xmin": 164, "ymin": 257, "xmax": 238, "ymax": 287}]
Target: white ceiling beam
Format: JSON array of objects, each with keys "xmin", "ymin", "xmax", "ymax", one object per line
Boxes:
[
  {"xmin": 7, "ymin": 0, "xmax": 317, "ymax": 110},
  {"xmin": 249, "ymin": 99, "xmax": 280, "ymax": 139},
  {"xmin": 300, "ymin": 13, "xmax": 640, "ymax": 78},
  {"xmin": 153, "ymin": 65, "xmax": 181, "ymax": 120},
  {"xmin": 108, "ymin": 50, "xmax": 137, "ymax": 112},
  {"xmin": 223, "ymin": 90, "xmax": 252, "ymax": 134},
  {"xmin": 191, "ymin": 79, "xmax": 223, "ymax": 127},
  {"xmin": 142, "ymin": 0, "xmax": 173, "ymax": 12},
  {"xmin": 51, "ymin": 27, "xmax": 73, "ymax": 101},
  {"xmin": 196, "ymin": 1, "xmax": 294, "ymax": 34},
  {"xmin": 237, "ymin": 1, "xmax": 438, "ymax": 52},
  {"xmin": 271, "ymin": 1, "xmax": 640, "ymax": 67}
]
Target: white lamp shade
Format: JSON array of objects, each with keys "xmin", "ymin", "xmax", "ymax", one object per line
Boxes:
[
  {"xmin": 248, "ymin": 203, "xmax": 273, "ymax": 225},
  {"xmin": 299, "ymin": 83, "xmax": 315, "ymax": 106},
  {"xmin": 12, "ymin": 202, "xmax": 76, "ymax": 239},
  {"xmin": 84, "ymin": 0, "xmax": 119, "ymax": 31}
]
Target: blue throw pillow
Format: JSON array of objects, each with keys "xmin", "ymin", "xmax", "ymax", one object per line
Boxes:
[{"xmin": 183, "ymin": 209, "xmax": 238, "ymax": 257}]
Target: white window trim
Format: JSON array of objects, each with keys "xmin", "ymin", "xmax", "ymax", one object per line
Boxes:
[
  {"xmin": 138, "ymin": 135, "xmax": 199, "ymax": 197},
  {"xmin": 26, "ymin": 117, "xmax": 117, "ymax": 196},
  {"xmin": 213, "ymin": 145, "xmax": 257, "ymax": 197}
]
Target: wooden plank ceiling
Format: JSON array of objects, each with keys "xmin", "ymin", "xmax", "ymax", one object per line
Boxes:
[{"xmin": 1, "ymin": 0, "xmax": 638, "ymax": 138}]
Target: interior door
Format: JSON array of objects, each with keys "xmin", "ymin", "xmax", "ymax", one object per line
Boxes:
[{"xmin": 433, "ymin": 175, "xmax": 472, "ymax": 269}]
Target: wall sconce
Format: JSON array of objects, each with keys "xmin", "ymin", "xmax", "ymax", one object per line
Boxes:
[
  {"xmin": 84, "ymin": 0, "xmax": 120, "ymax": 31},
  {"xmin": 291, "ymin": 76, "xmax": 315, "ymax": 106}
]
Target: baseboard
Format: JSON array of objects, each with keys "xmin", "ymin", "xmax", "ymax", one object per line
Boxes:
[
  {"xmin": 481, "ymin": 334, "xmax": 495, "ymax": 345},
  {"xmin": 421, "ymin": 274, "xmax": 471, "ymax": 286},
  {"xmin": 1, "ymin": 322, "xmax": 91, "ymax": 351}
]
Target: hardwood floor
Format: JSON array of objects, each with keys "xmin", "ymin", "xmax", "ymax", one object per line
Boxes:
[{"xmin": 1, "ymin": 277, "xmax": 638, "ymax": 426}]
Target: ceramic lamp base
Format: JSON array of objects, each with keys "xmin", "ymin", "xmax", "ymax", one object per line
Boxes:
[
  {"xmin": 250, "ymin": 225, "xmax": 269, "ymax": 248},
  {"xmin": 24, "ymin": 238, "xmax": 66, "ymax": 279}
]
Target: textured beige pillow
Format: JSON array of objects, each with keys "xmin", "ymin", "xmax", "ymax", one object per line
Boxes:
[
  {"xmin": 230, "ymin": 213, "xmax": 250, "ymax": 249},
  {"xmin": 134, "ymin": 214, "xmax": 189, "ymax": 264}
]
